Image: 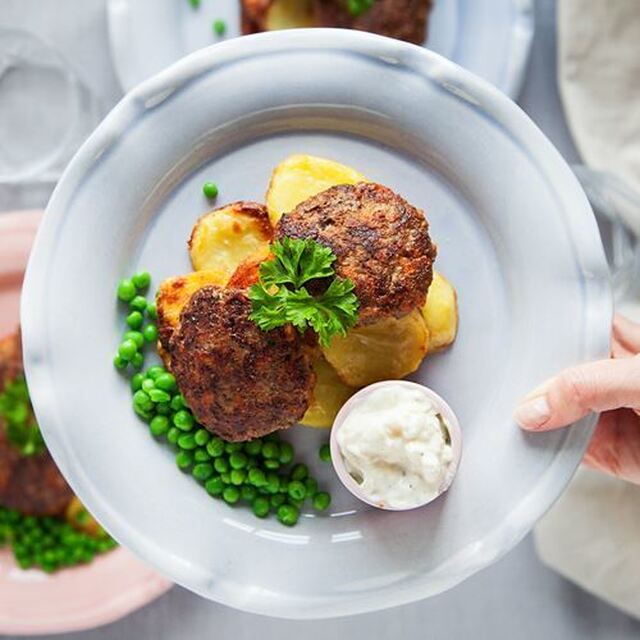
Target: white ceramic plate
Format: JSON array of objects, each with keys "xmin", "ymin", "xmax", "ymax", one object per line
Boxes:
[
  {"xmin": 107, "ymin": 0, "xmax": 534, "ymax": 97},
  {"xmin": 22, "ymin": 31, "xmax": 610, "ymax": 619}
]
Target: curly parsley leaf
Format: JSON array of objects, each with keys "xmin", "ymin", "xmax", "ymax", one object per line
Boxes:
[{"xmin": 248, "ymin": 238, "xmax": 359, "ymax": 346}]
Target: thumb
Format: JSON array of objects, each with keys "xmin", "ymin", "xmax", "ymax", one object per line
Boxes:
[{"xmin": 514, "ymin": 355, "xmax": 640, "ymax": 431}]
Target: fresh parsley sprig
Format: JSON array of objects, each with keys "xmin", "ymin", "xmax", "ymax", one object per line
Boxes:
[{"xmin": 248, "ymin": 238, "xmax": 359, "ymax": 346}]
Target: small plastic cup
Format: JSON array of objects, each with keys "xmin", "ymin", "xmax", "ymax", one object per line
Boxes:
[{"xmin": 330, "ymin": 380, "xmax": 462, "ymax": 511}]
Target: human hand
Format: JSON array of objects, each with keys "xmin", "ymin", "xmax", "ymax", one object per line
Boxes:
[{"xmin": 514, "ymin": 314, "xmax": 640, "ymax": 485}]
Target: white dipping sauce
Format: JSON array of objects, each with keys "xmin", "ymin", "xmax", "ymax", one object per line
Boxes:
[{"xmin": 336, "ymin": 385, "xmax": 453, "ymax": 509}]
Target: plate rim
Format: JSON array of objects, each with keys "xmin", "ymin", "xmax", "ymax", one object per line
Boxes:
[
  {"xmin": 21, "ymin": 29, "xmax": 612, "ymax": 618},
  {"xmin": 105, "ymin": 0, "xmax": 535, "ymax": 97}
]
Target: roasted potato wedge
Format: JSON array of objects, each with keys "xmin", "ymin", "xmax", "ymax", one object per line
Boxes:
[
  {"xmin": 188, "ymin": 201, "xmax": 273, "ymax": 282},
  {"xmin": 65, "ymin": 497, "xmax": 106, "ymax": 538},
  {"xmin": 322, "ymin": 309, "xmax": 429, "ymax": 387},
  {"xmin": 266, "ymin": 154, "xmax": 367, "ymax": 225},
  {"xmin": 300, "ymin": 356, "xmax": 355, "ymax": 428},
  {"xmin": 156, "ymin": 270, "xmax": 227, "ymax": 350},
  {"xmin": 242, "ymin": 0, "xmax": 316, "ymax": 33},
  {"xmin": 421, "ymin": 271, "xmax": 458, "ymax": 351}
]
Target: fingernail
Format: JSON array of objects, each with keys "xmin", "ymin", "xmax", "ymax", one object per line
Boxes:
[{"xmin": 514, "ymin": 395, "xmax": 551, "ymax": 430}]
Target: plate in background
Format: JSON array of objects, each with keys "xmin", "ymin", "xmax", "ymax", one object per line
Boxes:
[
  {"xmin": 107, "ymin": 0, "xmax": 534, "ymax": 97},
  {"xmin": 21, "ymin": 31, "xmax": 610, "ymax": 619},
  {"xmin": 0, "ymin": 211, "xmax": 171, "ymax": 636}
]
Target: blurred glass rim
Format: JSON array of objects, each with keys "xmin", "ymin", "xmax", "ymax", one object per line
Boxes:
[{"xmin": 0, "ymin": 27, "xmax": 102, "ymax": 185}]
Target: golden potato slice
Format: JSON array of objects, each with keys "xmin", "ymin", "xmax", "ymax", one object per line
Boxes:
[
  {"xmin": 266, "ymin": 0, "xmax": 316, "ymax": 30},
  {"xmin": 266, "ymin": 154, "xmax": 367, "ymax": 225},
  {"xmin": 322, "ymin": 309, "xmax": 429, "ymax": 387},
  {"xmin": 156, "ymin": 270, "xmax": 227, "ymax": 349},
  {"xmin": 65, "ymin": 497, "xmax": 106, "ymax": 538},
  {"xmin": 421, "ymin": 271, "xmax": 458, "ymax": 351},
  {"xmin": 188, "ymin": 201, "xmax": 273, "ymax": 281},
  {"xmin": 300, "ymin": 356, "xmax": 356, "ymax": 428}
]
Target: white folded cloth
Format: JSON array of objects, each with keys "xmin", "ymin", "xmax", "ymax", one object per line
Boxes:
[{"xmin": 536, "ymin": 0, "xmax": 640, "ymax": 618}]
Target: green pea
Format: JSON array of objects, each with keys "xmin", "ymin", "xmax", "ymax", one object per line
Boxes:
[
  {"xmin": 142, "ymin": 378, "xmax": 155, "ymax": 393},
  {"xmin": 278, "ymin": 477, "xmax": 289, "ymax": 494},
  {"xmin": 264, "ymin": 459, "xmax": 280, "ymax": 470},
  {"xmin": 313, "ymin": 492, "xmax": 331, "ymax": 511},
  {"xmin": 113, "ymin": 355, "xmax": 128, "ymax": 370},
  {"xmin": 130, "ymin": 373, "xmax": 144, "ymax": 392},
  {"xmin": 266, "ymin": 472, "xmax": 280, "ymax": 494},
  {"xmin": 248, "ymin": 468, "xmax": 266, "ymax": 487},
  {"xmin": 156, "ymin": 402, "xmax": 171, "ymax": 416},
  {"xmin": 189, "ymin": 0, "xmax": 201, "ymax": 8},
  {"xmin": 213, "ymin": 19, "xmax": 226, "ymax": 36},
  {"xmin": 244, "ymin": 439, "xmax": 262, "ymax": 456},
  {"xmin": 229, "ymin": 452, "xmax": 248, "ymax": 469},
  {"xmin": 222, "ymin": 486, "xmax": 240, "ymax": 504},
  {"xmin": 241, "ymin": 485, "xmax": 257, "ymax": 502},
  {"xmin": 146, "ymin": 365, "xmax": 165, "ymax": 380},
  {"xmin": 277, "ymin": 504, "xmax": 299, "ymax": 526},
  {"xmin": 167, "ymin": 427, "xmax": 180, "ymax": 445},
  {"xmin": 133, "ymin": 404, "xmax": 152, "ymax": 423},
  {"xmin": 131, "ymin": 352, "xmax": 144, "ymax": 370},
  {"xmin": 176, "ymin": 451, "xmax": 193, "ymax": 470},
  {"xmin": 220, "ymin": 472, "xmax": 231, "ymax": 484},
  {"xmin": 178, "ymin": 434, "xmax": 197, "ymax": 450},
  {"xmin": 271, "ymin": 494, "xmax": 287, "ymax": 508},
  {"xmin": 147, "ymin": 303, "xmax": 158, "ymax": 320},
  {"xmin": 252, "ymin": 497, "xmax": 270, "ymax": 518},
  {"xmin": 150, "ymin": 415, "xmax": 170, "ymax": 436},
  {"xmin": 288, "ymin": 480, "xmax": 306, "ymax": 502},
  {"xmin": 193, "ymin": 463, "xmax": 214, "ymax": 481},
  {"xmin": 124, "ymin": 331, "xmax": 144, "ymax": 348},
  {"xmin": 129, "ymin": 295, "xmax": 148, "ymax": 312},
  {"xmin": 143, "ymin": 324, "xmax": 158, "ymax": 343},
  {"xmin": 278, "ymin": 441, "xmax": 294, "ymax": 465},
  {"xmin": 155, "ymin": 372, "xmax": 176, "ymax": 391},
  {"xmin": 225, "ymin": 442, "xmax": 243, "ymax": 454},
  {"xmin": 202, "ymin": 181, "xmax": 218, "ymax": 198},
  {"xmin": 206, "ymin": 438, "xmax": 225, "ymax": 457},
  {"xmin": 126, "ymin": 311, "xmax": 144, "ymax": 329},
  {"xmin": 194, "ymin": 448, "xmax": 210, "ymax": 462},
  {"xmin": 173, "ymin": 410, "xmax": 194, "ymax": 431},
  {"xmin": 261, "ymin": 442, "xmax": 279, "ymax": 459},
  {"xmin": 148, "ymin": 388, "xmax": 171, "ymax": 404},
  {"xmin": 117, "ymin": 279, "xmax": 136, "ymax": 302},
  {"xmin": 230, "ymin": 469, "xmax": 246, "ymax": 485},
  {"xmin": 304, "ymin": 477, "xmax": 318, "ymax": 497},
  {"xmin": 194, "ymin": 428, "xmax": 210, "ymax": 446},
  {"xmin": 170, "ymin": 394, "xmax": 186, "ymax": 411},
  {"xmin": 118, "ymin": 339, "xmax": 137, "ymax": 361},
  {"xmin": 205, "ymin": 476, "xmax": 224, "ymax": 496},
  {"xmin": 132, "ymin": 271, "xmax": 151, "ymax": 290},
  {"xmin": 291, "ymin": 463, "xmax": 308, "ymax": 481},
  {"xmin": 214, "ymin": 457, "xmax": 229, "ymax": 474},
  {"xmin": 133, "ymin": 390, "xmax": 153, "ymax": 411},
  {"xmin": 319, "ymin": 443, "xmax": 331, "ymax": 462}
]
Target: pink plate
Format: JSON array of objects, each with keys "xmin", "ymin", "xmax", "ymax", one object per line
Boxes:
[{"xmin": 0, "ymin": 210, "xmax": 171, "ymax": 636}]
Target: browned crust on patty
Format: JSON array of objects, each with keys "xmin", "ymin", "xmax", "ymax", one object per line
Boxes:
[
  {"xmin": 275, "ymin": 182, "xmax": 436, "ymax": 325},
  {"xmin": 0, "ymin": 331, "xmax": 73, "ymax": 516},
  {"xmin": 187, "ymin": 201, "xmax": 273, "ymax": 256},
  {"xmin": 313, "ymin": 0, "xmax": 433, "ymax": 44},
  {"xmin": 227, "ymin": 254, "xmax": 269, "ymax": 289},
  {"xmin": 168, "ymin": 286, "xmax": 315, "ymax": 441}
]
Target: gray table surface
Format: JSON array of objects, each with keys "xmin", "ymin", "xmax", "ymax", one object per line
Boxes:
[{"xmin": 1, "ymin": 0, "xmax": 639, "ymax": 638}]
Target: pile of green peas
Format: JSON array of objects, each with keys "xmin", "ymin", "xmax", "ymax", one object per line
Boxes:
[
  {"xmin": 113, "ymin": 271, "xmax": 158, "ymax": 371},
  {"xmin": 115, "ymin": 273, "xmax": 333, "ymax": 526},
  {"xmin": 0, "ymin": 506, "xmax": 117, "ymax": 573}
]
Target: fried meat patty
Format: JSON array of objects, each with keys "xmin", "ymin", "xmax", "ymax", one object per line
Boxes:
[
  {"xmin": 0, "ymin": 331, "xmax": 73, "ymax": 516},
  {"xmin": 275, "ymin": 182, "xmax": 436, "ymax": 325},
  {"xmin": 241, "ymin": 0, "xmax": 433, "ymax": 44},
  {"xmin": 168, "ymin": 286, "xmax": 315, "ymax": 441}
]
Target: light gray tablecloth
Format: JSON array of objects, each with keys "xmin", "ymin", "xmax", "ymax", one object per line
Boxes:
[{"xmin": 1, "ymin": 0, "xmax": 639, "ymax": 638}]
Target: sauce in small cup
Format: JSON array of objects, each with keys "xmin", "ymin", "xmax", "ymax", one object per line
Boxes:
[{"xmin": 330, "ymin": 380, "xmax": 462, "ymax": 511}]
